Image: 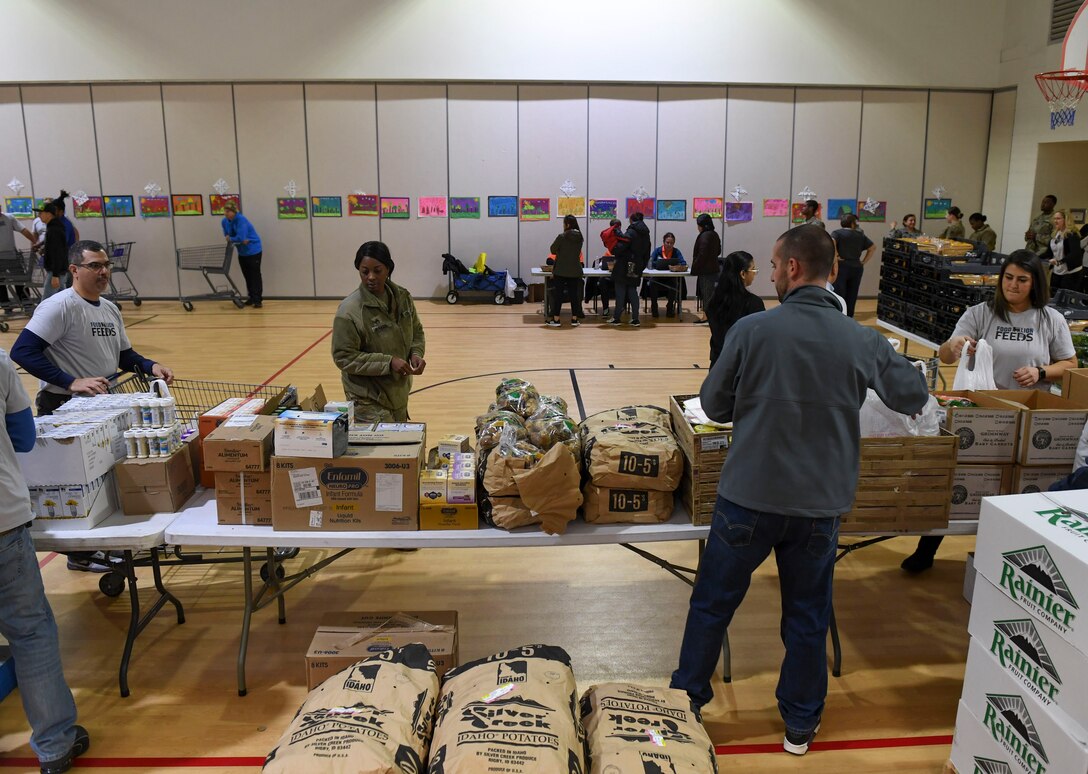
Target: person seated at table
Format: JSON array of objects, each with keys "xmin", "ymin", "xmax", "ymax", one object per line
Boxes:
[
  {"xmin": 901, "ymin": 249, "xmax": 1077, "ymax": 573},
  {"xmin": 648, "ymin": 232, "xmax": 686, "ymax": 318},
  {"xmin": 887, "ymin": 214, "xmax": 922, "ymax": 239},
  {"xmin": 940, "ymin": 206, "xmax": 965, "ymax": 241}
]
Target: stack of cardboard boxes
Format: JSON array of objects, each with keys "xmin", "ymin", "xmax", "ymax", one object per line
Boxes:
[
  {"xmin": 204, "ymin": 415, "xmax": 276, "ymax": 525},
  {"xmin": 418, "ymin": 434, "xmax": 477, "ymax": 530}
]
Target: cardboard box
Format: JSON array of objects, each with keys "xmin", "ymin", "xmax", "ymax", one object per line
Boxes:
[
  {"xmin": 437, "ymin": 434, "xmax": 472, "ymax": 465},
  {"xmin": 1063, "ymin": 368, "xmax": 1088, "ymax": 407},
  {"xmin": 446, "ymin": 468, "xmax": 476, "ymax": 504},
  {"xmin": 420, "ymin": 502, "xmax": 479, "ymax": 530},
  {"xmin": 324, "ymin": 401, "xmax": 354, "ymax": 428},
  {"xmin": 215, "ymin": 471, "xmax": 272, "ymax": 526},
  {"xmin": 964, "ymin": 551, "xmax": 976, "ymax": 604},
  {"xmin": 274, "ymin": 410, "xmax": 349, "ymax": 459},
  {"xmin": 419, "ymin": 469, "xmax": 447, "ymax": 504},
  {"xmin": 19, "ymin": 421, "xmax": 120, "ymax": 486},
  {"xmin": 951, "ymin": 464, "xmax": 1013, "ymax": 519},
  {"xmin": 202, "ymin": 415, "xmax": 275, "ymax": 473},
  {"xmin": 937, "ymin": 390, "xmax": 1023, "ymax": 463},
  {"xmin": 37, "ymin": 407, "xmax": 133, "ymax": 463},
  {"xmin": 271, "ymin": 445, "xmax": 422, "ymax": 531},
  {"xmin": 29, "ymin": 472, "xmax": 117, "ymax": 531},
  {"xmin": 349, "ymin": 423, "xmax": 426, "ymax": 446},
  {"xmin": 1011, "ymin": 465, "xmax": 1071, "ymax": 494},
  {"xmin": 985, "ymin": 390, "xmax": 1088, "ymax": 466},
  {"xmin": 115, "ymin": 448, "xmax": 196, "ymax": 515},
  {"xmin": 197, "ymin": 396, "xmax": 275, "ymax": 487},
  {"xmin": 949, "ymin": 700, "xmax": 1018, "ymax": 774},
  {"xmin": 305, "ymin": 610, "xmax": 458, "ymax": 690}
]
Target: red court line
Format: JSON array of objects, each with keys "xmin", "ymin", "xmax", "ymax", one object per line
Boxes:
[
  {"xmin": 38, "ymin": 552, "xmax": 57, "ymax": 569},
  {"xmin": 714, "ymin": 733, "xmax": 953, "ymax": 755},
  {"xmin": 261, "ymin": 329, "xmax": 332, "ymax": 386},
  {"xmin": 0, "ymin": 756, "xmax": 265, "ymax": 768}
]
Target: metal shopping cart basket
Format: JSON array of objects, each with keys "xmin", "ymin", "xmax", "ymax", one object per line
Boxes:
[
  {"xmin": 104, "ymin": 241, "xmax": 141, "ymax": 308},
  {"xmin": 0, "ymin": 249, "xmax": 37, "ymax": 332},
  {"xmin": 903, "ymin": 353, "xmax": 942, "ymax": 390},
  {"xmin": 176, "ymin": 243, "xmax": 245, "ymax": 311}
]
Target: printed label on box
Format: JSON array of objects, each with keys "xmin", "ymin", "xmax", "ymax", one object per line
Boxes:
[
  {"xmin": 375, "ymin": 473, "xmax": 403, "ymax": 512},
  {"xmin": 289, "ymin": 468, "xmax": 322, "ymax": 508},
  {"xmin": 699, "ymin": 435, "xmax": 728, "ymax": 452},
  {"xmin": 309, "ymin": 510, "xmax": 323, "ymax": 528},
  {"xmin": 223, "ymin": 414, "xmax": 258, "ymax": 428}
]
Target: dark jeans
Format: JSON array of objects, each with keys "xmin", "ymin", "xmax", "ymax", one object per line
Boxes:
[
  {"xmin": 832, "ymin": 261, "xmax": 864, "ymax": 317},
  {"xmin": 1051, "ymin": 270, "xmax": 1085, "ymax": 296},
  {"xmin": 35, "ymin": 390, "xmax": 71, "ymax": 417},
  {"xmin": 671, "ymin": 496, "xmax": 839, "ymax": 734},
  {"xmin": 648, "ymin": 277, "xmax": 681, "ymax": 309},
  {"xmin": 696, "ymin": 272, "xmax": 719, "ymax": 316},
  {"xmin": 549, "ymin": 276, "xmax": 584, "ymax": 319},
  {"xmin": 613, "ymin": 280, "xmax": 639, "ymax": 322},
  {"xmin": 239, "ymin": 252, "xmax": 263, "ymax": 303}
]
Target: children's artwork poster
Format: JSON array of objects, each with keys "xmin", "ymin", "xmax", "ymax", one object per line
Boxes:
[
  {"xmin": 380, "ymin": 197, "xmax": 410, "ymax": 219},
  {"xmin": 725, "ymin": 201, "xmax": 754, "ymax": 223},
  {"xmin": 34, "ymin": 198, "xmax": 49, "ymax": 212},
  {"xmin": 210, "ymin": 194, "xmax": 241, "ymax": 216},
  {"xmin": 488, "ymin": 196, "xmax": 517, "ymax": 218},
  {"xmin": 347, "ymin": 194, "xmax": 378, "ymax": 216},
  {"xmin": 418, "ymin": 196, "xmax": 448, "ymax": 218},
  {"xmin": 827, "ymin": 199, "xmax": 855, "ymax": 220},
  {"xmin": 311, "ymin": 196, "xmax": 342, "ymax": 217},
  {"xmin": 791, "ymin": 202, "xmax": 820, "ymax": 224},
  {"xmin": 277, "ymin": 197, "xmax": 308, "ymax": 219},
  {"xmin": 656, "ymin": 199, "xmax": 686, "ymax": 221},
  {"xmin": 626, "ymin": 197, "xmax": 655, "ymax": 219},
  {"xmin": 924, "ymin": 198, "xmax": 952, "ymax": 219},
  {"xmin": 589, "ymin": 199, "xmax": 617, "ymax": 220},
  {"xmin": 557, "ymin": 197, "xmax": 586, "ymax": 218},
  {"xmin": 103, "ymin": 195, "xmax": 135, "ymax": 218},
  {"xmin": 519, "ymin": 197, "xmax": 550, "ymax": 221},
  {"xmin": 857, "ymin": 200, "xmax": 887, "ymax": 222},
  {"xmin": 449, "ymin": 197, "xmax": 480, "ymax": 219},
  {"xmin": 75, "ymin": 196, "xmax": 103, "ymax": 218},
  {"xmin": 693, "ymin": 197, "xmax": 724, "ymax": 219},
  {"xmin": 139, "ymin": 196, "xmax": 170, "ymax": 218},
  {"xmin": 171, "ymin": 194, "xmax": 203, "ymax": 216},
  {"xmin": 4, "ymin": 197, "xmax": 33, "ymax": 217},
  {"xmin": 762, "ymin": 198, "xmax": 789, "ymax": 217}
]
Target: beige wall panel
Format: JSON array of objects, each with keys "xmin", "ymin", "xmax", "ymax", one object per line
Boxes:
[
  {"xmin": 982, "ymin": 89, "xmax": 1016, "ymax": 250},
  {"xmin": 922, "ymin": 91, "xmax": 993, "ymax": 237},
  {"xmin": 0, "ymin": 87, "xmax": 33, "ymax": 223},
  {"xmin": 792, "ymin": 88, "xmax": 863, "ymax": 224}
]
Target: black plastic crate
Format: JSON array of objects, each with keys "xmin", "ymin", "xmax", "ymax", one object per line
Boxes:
[
  {"xmin": 879, "ymin": 263, "xmax": 910, "ymax": 285},
  {"xmin": 880, "ymin": 280, "xmax": 910, "ymax": 300},
  {"xmin": 939, "ymin": 279, "xmax": 993, "ymax": 304},
  {"xmin": 877, "ymin": 294, "xmax": 906, "ymax": 315},
  {"xmin": 934, "ymin": 297, "xmax": 968, "ymax": 317},
  {"xmin": 882, "ymin": 251, "xmax": 911, "ymax": 271},
  {"xmin": 912, "ymin": 263, "xmax": 942, "ymax": 281}
]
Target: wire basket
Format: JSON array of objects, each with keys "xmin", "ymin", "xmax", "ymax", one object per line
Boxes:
[
  {"xmin": 903, "ymin": 354, "xmax": 940, "ymax": 391},
  {"xmin": 110, "ymin": 374, "xmax": 290, "ymax": 431}
]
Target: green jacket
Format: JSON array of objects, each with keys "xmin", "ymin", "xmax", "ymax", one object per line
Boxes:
[
  {"xmin": 940, "ymin": 221, "xmax": 965, "ymax": 240},
  {"xmin": 969, "ymin": 225, "xmax": 997, "ymax": 250},
  {"xmin": 1027, "ymin": 211, "xmax": 1054, "ymax": 255},
  {"xmin": 332, "ymin": 280, "xmax": 425, "ymax": 422}
]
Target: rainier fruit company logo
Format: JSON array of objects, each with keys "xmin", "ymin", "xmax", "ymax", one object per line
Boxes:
[
  {"xmin": 998, "ymin": 546, "xmax": 1078, "ymax": 634},
  {"xmin": 319, "ymin": 467, "xmax": 367, "ymax": 490},
  {"xmin": 1032, "ymin": 507, "xmax": 1088, "ymax": 544},
  {"xmin": 973, "ymin": 757, "xmax": 1014, "ymax": 774},
  {"xmin": 990, "ymin": 619, "xmax": 1061, "ymax": 705},
  {"xmin": 982, "ymin": 693, "xmax": 1048, "ymax": 774}
]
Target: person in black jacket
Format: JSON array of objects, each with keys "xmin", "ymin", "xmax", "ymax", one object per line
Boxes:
[
  {"xmin": 1044, "ymin": 208, "xmax": 1084, "ymax": 294},
  {"xmin": 707, "ymin": 251, "xmax": 766, "ymax": 365},
  {"xmin": 690, "ymin": 213, "xmax": 722, "ymax": 325},
  {"xmin": 609, "ymin": 212, "xmax": 651, "ymax": 327},
  {"xmin": 547, "ymin": 215, "xmax": 585, "ymax": 327},
  {"xmin": 35, "ymin": 203, "xmax": 68, "ymax": 300}
]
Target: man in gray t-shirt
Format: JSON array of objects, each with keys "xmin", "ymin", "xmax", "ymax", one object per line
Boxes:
[{"xmin": 11, "ymin": 240, "xmax": 174, "ymax": 415}]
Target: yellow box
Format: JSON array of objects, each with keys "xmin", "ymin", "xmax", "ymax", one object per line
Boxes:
[
  {"xmin": 419, "ymin": 502, "xmax": 478, "ymax": 530},
  {"xmin": 420, "ymin": 469, "xmax": 447, "ymax": 504}
]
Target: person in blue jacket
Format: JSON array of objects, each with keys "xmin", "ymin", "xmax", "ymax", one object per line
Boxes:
[{"xmin": 221, "ymin": 202, "xmax": 264, "ymax": 308}]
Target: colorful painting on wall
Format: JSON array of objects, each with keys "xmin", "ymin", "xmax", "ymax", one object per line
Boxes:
[
  {"xmin": 347, "ymin": 194, "xmax": 378, "ymax": 216},
  {"xmin": 311, "ymin": 196, "xmax": 342, "ymax": 217},
  {"xmin": 693, "ymin": 197, "xmax": 724, "ymax": 219},
  {"xmin": 557, "ymin": 197, "xmax": 586, "ymax": 218},
  {"xmin": 139, "ymin": 196, "xmax": 170, "ymax": 218},
  {"xmin": 4, "ymin": 197, "xmax": 32, "ymax": 217},
  {"xmin": 763, "ymin": 199, "xmax": 789, "ymax": 217},
  {"xmin": 103, "ymin": 195, "xmax": 135, "ymax": 218},
  {"xmin": 725, "ymin": 201, "xmax": 754, "ymax": 223},
  {"xmin": 172, "ymin": 194, "xmax": 203, "ymax": 216},
  {"xmin": 589, "ymin": 199, "xmax": 617, "ymax": 220},
  {"xmin": 277, "ymin": 197, "xmax": 308, "ymax": 219},
  {"xmin": 519, "ymin": 198, "xmax": 550, "ymax": 221},
  {"xmin": 34, "ymin": 198, "xmax": 49, "ymax": 212},
  {"xmin": 791, "ymin": 201, "xmax": 820, "ymax": 224},
  {"xmin": 418, "ymin": 197, "xmax": 448, "ymax": 218},
  {"xmin": 380, "ymin": 197, "xmax": 410, "ymax": 219},
  {"xmin": 827, "ymin": 199, "xmax": 855, "ymax": 220},
  {"xmin": 657, "ymin": 199, "xmax": 686, "ymax": 221},
  {"xmin": 924, "ymin": 198, "xmax": 952, "ymax": 219},
  {"xmin": 488, "ymin": 196, "xmax": 517, "ymax": 217},
  {"xmin": 210, "ymin": 194, "xmax": 241, "ymax": 216},
  {"xmin": 449, "ymin": 197, "xmax": 480, "ymax": 219},
  {"xmin": 75, "ymin": 197, "xmax": 104, "ymax": 218},
  {"xmin": 857, "ymin": 200, "xmax": 887, "ymax": 222},
  {"xmin": 626, "ymin": 197, "xmax": 655, "ymax": 219}
]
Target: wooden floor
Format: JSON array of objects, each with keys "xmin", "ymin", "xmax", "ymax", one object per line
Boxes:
[{"xmin": 0, "ymin": 296, "xmax": 970, "ymax": 773}]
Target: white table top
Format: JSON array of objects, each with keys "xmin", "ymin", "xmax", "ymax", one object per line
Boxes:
[
  {"xmin": 877, "ymin": 320, "xmax": 941, "ymax": 352},
  {"xmin": 530, "ymin": 267, "xmax": 690, "ymax": 277}
]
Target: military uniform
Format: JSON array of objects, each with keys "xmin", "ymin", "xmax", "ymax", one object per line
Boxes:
[
  {"xmin": 887, "ymin": 226, "xmax": 922, "ymax": 239},
  {"xmin": 803, "ymin": 216, "xmax": 825, "ymax": 229},
  {"xmin": 1027, "ymin": 210, "xmax": 1055, "ymax": 255},
  {"xmin": 940, "ymin": 221, "xmax": 966, "ymax": 240},
  {"xmin": 969, "ymin": 225, "xmax": 997, "ymax": 250}
]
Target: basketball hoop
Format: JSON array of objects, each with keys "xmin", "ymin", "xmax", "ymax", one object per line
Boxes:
[{"xmin": 1036, "ymin": 70, "xmax": 1088, "ymax": 128}]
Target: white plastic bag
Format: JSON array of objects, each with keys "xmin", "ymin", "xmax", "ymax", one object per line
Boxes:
[
  {"xmin": 952, "ymin": 339, "xmax": 997, "ymax": 391},
  {"xmin": 859, "ymin": 391, "xmax": 941, "ymax": 438}
]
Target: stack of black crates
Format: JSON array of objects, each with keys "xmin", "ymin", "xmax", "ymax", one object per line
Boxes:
[{"xmin": 876, "ymin": 236, "xmax": 1000, "ymax": 345}]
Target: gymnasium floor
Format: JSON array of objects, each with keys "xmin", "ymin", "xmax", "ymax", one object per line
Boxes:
[{"xmin": 0, "ymin": 296, "xmax": 970, "ymax": 772}]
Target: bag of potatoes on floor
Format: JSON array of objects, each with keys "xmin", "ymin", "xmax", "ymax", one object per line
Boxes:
[
  {"xmin": 581, "ymin": 410, "xmax": 682, "ymax": 491},
  {"xmin": 511, "ymin": 443, "xmax": 583, "ymax": 535},
  {"xmin": 580, "ymin": 683, "xmax": 718, "ymax": 774},
  {"xmin": 263, "ymin": 643, "xmax": 439, "ymax": 774},
  {"xmin": 428, "ymin": 644, "xmax": 586, "ymax": 774}
]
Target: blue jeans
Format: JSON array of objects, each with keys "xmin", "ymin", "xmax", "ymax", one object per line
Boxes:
[
  {"xmin": 0, "ymin": 525, "xmax": 78, "ymax": 762},
  {"xmin": 41, "ymin": 272, "xmax": 65, "ymax": 300},
  {"xmin": 671, "ymin": 496, "xmax": 839, "ymax": 735},
  {"xmin": 612, "ymin": 280, "xmax": 639, "ymax": 323}
]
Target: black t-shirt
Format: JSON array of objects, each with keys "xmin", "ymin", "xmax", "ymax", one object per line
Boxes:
[{"xmin": 832, "ymin": 228, "xmax": 874, "ymax": 263}]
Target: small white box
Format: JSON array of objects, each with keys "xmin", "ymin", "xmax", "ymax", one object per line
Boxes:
[
  {"xmin": 446, "ymin": 468, "xmax": 476, "ymax": 504},
  {"xmin": 273, "ymin": 410, "xmax": 349, "ymax": 459},
  {"xmin": 420, "ymin": 469, "xmax": 447, "ymax": 504},
  {"xmin": 30, "ymin": 472, "xmax": 117, "ymax": 531},
  {"xmin": 949, "ymin": 700, "xmax": 1018, "ymax": 774},
  {"xmin": 19, "ymin": 421, "xmax": 118, "ymax": 486},
  {"xmin": 323, "ymin": 401, "xmax": 355, "ymax": 428},
  {"xmin": 437, "ymin": 434, "xmax": 472, "ymax": 465}
]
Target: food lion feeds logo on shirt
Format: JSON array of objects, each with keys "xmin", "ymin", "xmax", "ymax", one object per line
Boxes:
[
  {"xmin": 89, "ymin": 321, "xmax": 118, "ymax": 338},
  {"xmin": 993, "ymin": 324, "xmax": 1034, "ymax": 343}
]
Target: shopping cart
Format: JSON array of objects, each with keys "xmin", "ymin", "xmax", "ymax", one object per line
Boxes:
[
  {"xmin": 176, "ymin": 243, "xmax": 245, "ymax": 311},
  {"xmin": 0, "ymin": 249, "xmax": 37, "ymax": 332},
  {"xmin": 904, "ymin": 353, "xmax": 943, "ymax": 390},
  {"xmin": 104, "ymin": 241, "xmax": 141, "ymax": 308}
]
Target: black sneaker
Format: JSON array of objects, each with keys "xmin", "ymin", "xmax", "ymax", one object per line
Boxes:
[
  {"xmin": 783, "ymin": 722, "xmax": 820, "ymax": 756},
  {"xmin": 243, "ymin": 299, "xmax": 256, "ymax": 306},
  {"xmin": 545, "ymin": 319, "xmax": 561, "ymax": 328},
  {"xmin": 600, "ymin": 307, "xmax": 610, "ymax": 317},
  {"xmin": 67, "ymin": 551, "xmax": 121, "ymax": 573},
  {"xmin": 570, "ymin": 318, "xmax": 580, "ymax": 327},
  {"xmin": 39, "ymin": 724, "xmax": 90, "ymax": 773},
  {"xmin": 900, "ymin": 552, "xmax": 935, "ymax": 573},
  {"xmin": 252, "ymin": 302, "xmax": 263, "ymax": 309},
  {"xmin": 694, "ymin": 318, "xmax": 710, "ymax": 326},
  {"xmin": 631, "ymin": 320, "xmax": 641, "ymax": 328},
  {"xmin": 608, "ymin": 319, "xmax": 622, "ymax": 326}
]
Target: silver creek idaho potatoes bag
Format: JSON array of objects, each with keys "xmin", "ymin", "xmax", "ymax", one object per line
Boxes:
[
  {"xmin": 428, "ymin": 644, "xmax": 586, "ymax": 774},
  {"xmin": 264, "ymin": 643, "xmax": 439, "ymax": 774},
  {"xmin": 580, "ymin": 683, "xmax": 718, "ymax": 774}
]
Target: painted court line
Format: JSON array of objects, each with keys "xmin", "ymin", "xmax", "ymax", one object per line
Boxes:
[
  {"xmin": 713, "ymin": 733, "xmax": 953, "ymax": 755},
  {"xmin": 0, "ymin": 756, "xmax": 266, "ymax": 768},
  {"xmin": 261, "ymin": 329, "xmax": 332, "ymax": 386},
  {"xmin": 38, "ymin": 552, "xmax": 57, "ymax": 569}
]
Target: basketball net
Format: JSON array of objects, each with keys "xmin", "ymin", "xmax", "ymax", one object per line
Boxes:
[{"xmin": 1036, "ymin": 70, "xmax": 1088, "ymax": 128}]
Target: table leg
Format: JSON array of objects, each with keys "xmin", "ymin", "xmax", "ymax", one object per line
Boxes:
[
  {"xmin": 238, "ymin": 547, "xmax": 253, "ymax": 697},
  {"xmin": 118, "ymin": 550, "xmax": 141, "ymax": 699},
  {"xmin": 150, "ymin": 546, "xmax": 184, "ymax": 625},
  {"xmin": 266, "ymin": 547, "xmax": 287, "ymax": 625}
]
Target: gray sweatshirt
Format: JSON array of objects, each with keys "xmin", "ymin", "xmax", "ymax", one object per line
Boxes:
[{"xmin": 700, "ymin": 284, "xmax": 929, "ymax": 518}]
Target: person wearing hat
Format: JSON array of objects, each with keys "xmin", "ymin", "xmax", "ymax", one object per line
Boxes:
[
  {"xmin": 940, "ymin": 206, "xmax": 965, "ymax": 240},
  {"xmin": 35, "ymin": 202, "xmax": 69, "ymax": 301},
  {"xmin": 332, "ymin": 241, "xmax": 426, "ymax": 423},
  {"xmin": 220, "ymin": 201, "xmax": 263, "ymax": 307}
]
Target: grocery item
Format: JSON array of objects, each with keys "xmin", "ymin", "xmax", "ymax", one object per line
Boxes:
[
  {"xmin": 494, "ymin": 386, "xmax": 540, "ymax": 419},
  {"xmin": 933, "ymin": 393, "xmax": 977, "ymax": 408},
  {"xmin": 484, "ymin": 495, "xmax": 541, "ymax": 529},
  {"xmin": 511, "ymin": 444, "xmax": 582, "ymax": 535},
  {"xmin": 537, "ymin": 394, "xmax": 568, "ymax": 415},
  {"xmin": 526, "ymin": 411, "xmax": 579, "ymax": 453},
  {"xmin": 482, "ymin": 428, "xmax": 543, "ymax": 497},
  {"xmin": 583, "ymin": 485, "xmax": 674, "ymax": 524},
  {"xmin": 474, "ymin": 411, "xmax": 527, "ymax": 452},
  {"xmin": 582, "ymin": 420, "xmax": 683, "ymax": 491}
]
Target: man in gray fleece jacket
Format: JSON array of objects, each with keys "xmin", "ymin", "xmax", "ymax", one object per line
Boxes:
[{"xmin": 670, "ymin": 225, "xmax": 928, "ymax": 756}]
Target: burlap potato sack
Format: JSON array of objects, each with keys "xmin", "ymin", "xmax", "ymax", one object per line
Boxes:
[
  {"xmin": 579, "ymin": 683, "xmax": 718, "ymax": 774},
  {"xmin": 427, "ymin": 644, "xmax": 586, "ymax": 774},
  {"xmin": 264, "ymin": 643, "xmax": 439, "ymax": 774},
  {"xmin": 582, "ymin": 486, "xmax": 673, "ymax": 525}
]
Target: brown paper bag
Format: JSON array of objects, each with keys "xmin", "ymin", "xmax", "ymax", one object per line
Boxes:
[
  {"xmin": 488, "ymin": 496, "xmax": 541, "ymax": 530},
  {"xmin": 583, "ymin": 421, "xmax": 683, "ymax": 491},
  {"xmin": 583, "ymin": 485, "xmax": 674, "ymax": 524},
  {"xmin": 512, "ymin": 444, "xmax": 583, "ymax": 535},
  {"xmin": 482, "ymin": 448, "xmax": 531, "ymax": 497}
]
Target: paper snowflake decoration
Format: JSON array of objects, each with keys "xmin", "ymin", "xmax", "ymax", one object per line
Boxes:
[
  {"xmin": 212, "ymin": 178, "xmax": 230, "ymax": 195},
  {"xmin": 730, "ymin": 185, "xmax": 748, "ymax": 202},
  {"xmin": 284, "ymin": 180, "xmax": 299, "ymax": 197},
  {"xmin": 72, "ymin": 190, "xmax": 90, "ymax": 206},
  {"xmin": 559, "ymin": 179, "xmax": 577, "ymax": 197},
  {"xmin": 796, "ymin": 186, "xmax": 817, "ymax": 201},
  {"xmin": 931, "ymin": 185, "xmax": 946, "ymax": 199},
  {"xmin": 6, "ymin": 178, "xmax": 24, "ymax": 195},
  {"xmin": 861, "ymin": 197, "xmax": 880, "ymax": 214},
  {"xmin": 632, "ymin": 185, "xmax": 649, "ymax": 203},
  {"xmin": 143, "ymin": 182, "xmax": 162, "ymax": 197},
  {"xmin": 351, "ymin": 189, "xmax": 366, "ymax": 196}
]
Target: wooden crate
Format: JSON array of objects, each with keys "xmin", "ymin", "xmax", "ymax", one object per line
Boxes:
[
  {"xmin": 670, "ymin": 394, "xmax": 730, "ymax": 525},
  {"xmin": 841, "ymin": 430, "xmax": 958, "ymax": 533},
  {"xmin": 680, "ymin": 460, "xmax": 719, "ymax": 526}
]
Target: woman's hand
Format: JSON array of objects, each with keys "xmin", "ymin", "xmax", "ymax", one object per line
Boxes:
[
  {"xmin": 1013, "ymin": 366, "xmax": 1042, "ymax": 388},
  {"xmin": 951, "ymin": 335, "xmax": 976, "ymax": 360},
  {"xmin": 389, "ymin": 356, "xmax": 411, "ymax": 377},
  {"xmin": 409, "ymin": 354, "xmax": 426, "ymax": 375}
]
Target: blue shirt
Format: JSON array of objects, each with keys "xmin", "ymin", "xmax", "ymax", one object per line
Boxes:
[
  {"xmin": 221, "ymin": 214, "xmax": 262, "ymax": 256},
  {"xmin": 60, "ymin": 215, "xmax": 75, "ymax": 248}
]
